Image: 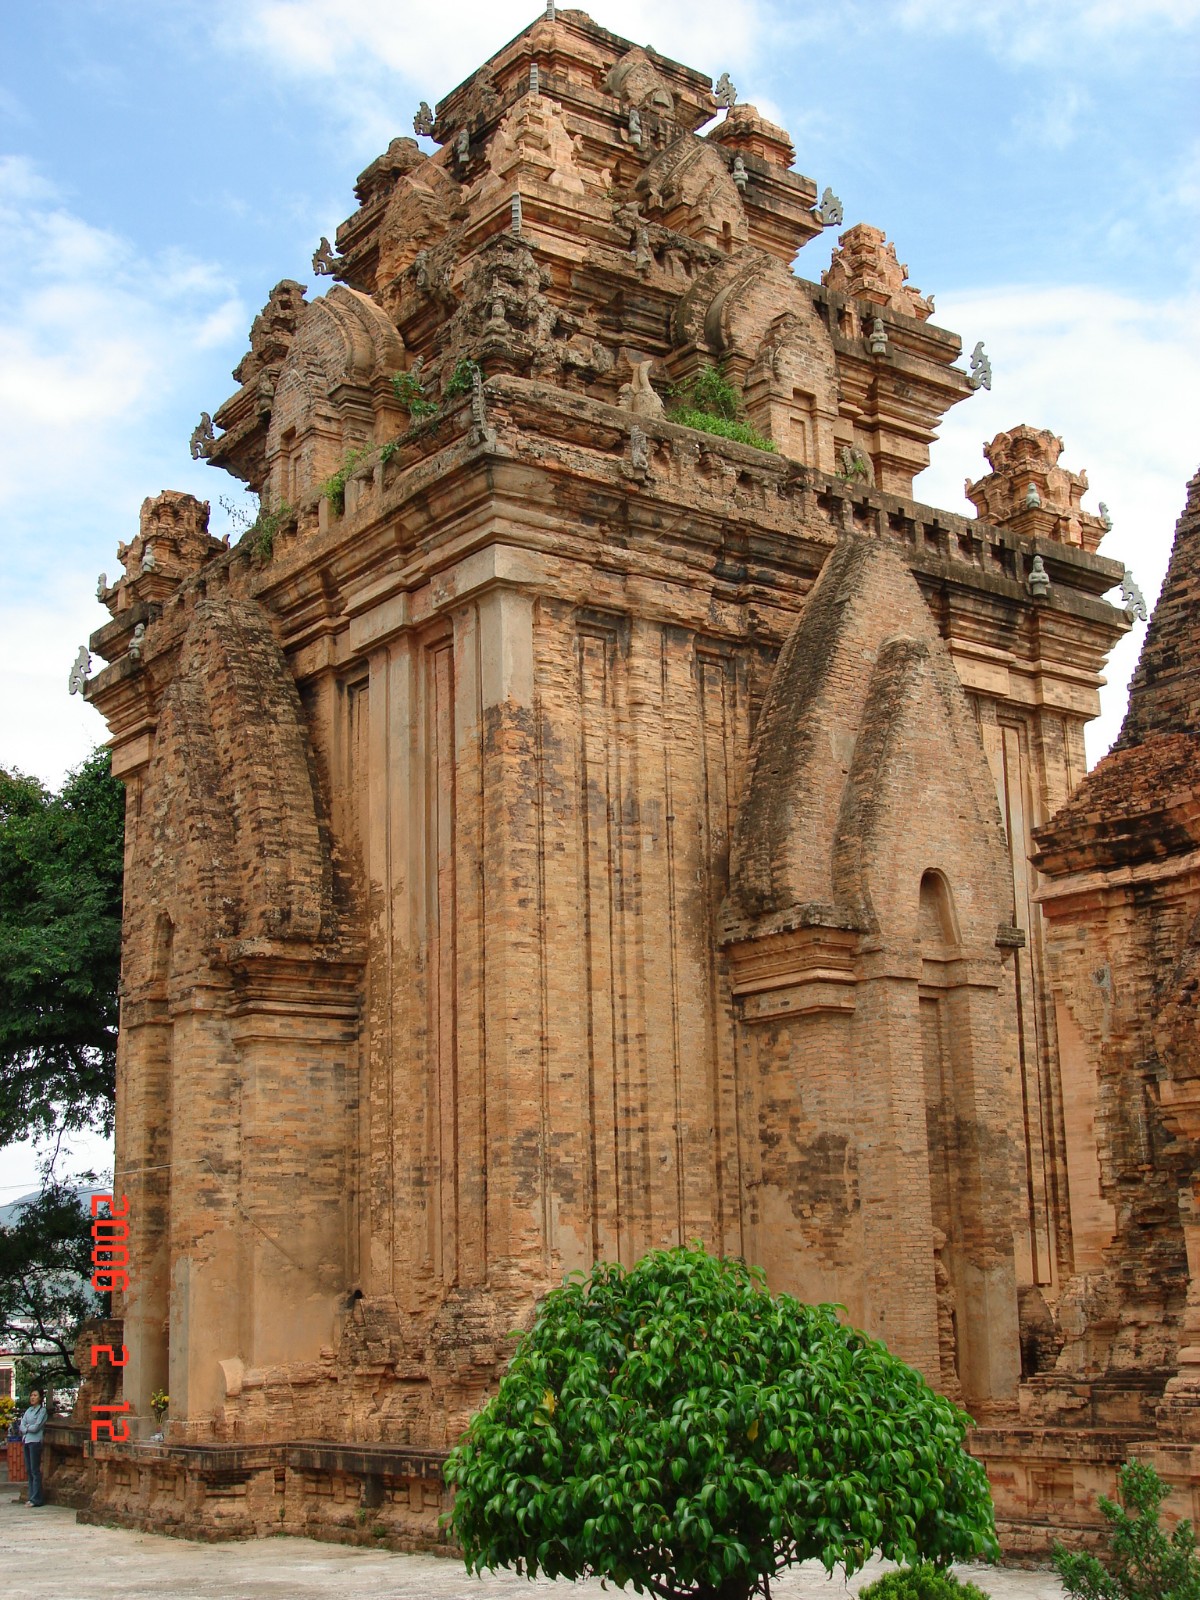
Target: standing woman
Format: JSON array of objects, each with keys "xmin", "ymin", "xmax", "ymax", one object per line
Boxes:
[{"xmin": 19, "ymin": 1387, "xmax": 47, "ymax": 1507}]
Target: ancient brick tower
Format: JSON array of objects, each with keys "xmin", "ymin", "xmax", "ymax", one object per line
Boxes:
[{"xmin": 73, "ymin": 5, "xmax": 1145, "ymax": 1546}]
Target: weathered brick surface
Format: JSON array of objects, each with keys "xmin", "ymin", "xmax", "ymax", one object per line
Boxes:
[
  {"xmin": 1024, "ymin": 467, "xmax": 1200, "ymax": 1535},
  {"xmin": 76, "ymin": 4, "xmax": 1145, "ymax": 1549}
]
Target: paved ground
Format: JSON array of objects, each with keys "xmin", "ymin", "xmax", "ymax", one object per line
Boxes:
[{"xmin": 0, "ymin": 1495, "xmax": 1066, "ymax": 1599}]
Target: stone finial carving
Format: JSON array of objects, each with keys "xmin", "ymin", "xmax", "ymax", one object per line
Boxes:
[
  {"xmin": 1025, "ymin": 482, "xmax": 1042, "ymax": 509},
  {"xmin": 714, "ymin": 73, "xmax": 737, "ymax": 110},
  {"xmin": 413, "ymin": 101, "xmax": 435, "ymax": 138},
  {"xmin": 128, "ymin": 623, "xmax": 147, "ymax": 663},
  {"xmin": 1027, "ymin": 554, "xmax": 1051, "ymax": 598},
  {"xmin": 511, "ymin": 190, "xmax": 524, "ymax": 234},
  {"xmin": 868, "ymin": 316, "xmax": 888, "ymax": 357},
  {"xmin": 190, "ymin": 412, "xmax": 215, "ymax": 460},
  {"xmin": 142, "ymin": 543, "xmax": 158, "ymax": 572},
  {"xmin": 968, "ymin": 341, "xmax": 993, "ymax": 392},
  {"xmin": 628, "ymin": 107, "xmax": 643, "ymax": 147},
  {"xmin": 312, "ymin": 237, "xmax": 338, "ymax": 276},
  {"xmin": 1100, "ymin": 501, "xmax": 1114, "ymax": 531},
  {"xmin": 96, "ymin": 573, "xmax": 108, "ymax": 601},
  {"xmin": 529, "ymin": 63, "xmax": 540, "ymax": 97},
  {"xmin": 456, "ymin": 128, "xmax": 470, "ymax": 168},
  {"xmin": 817, "ymin": 187, "xmax": 843, "ymax": 228},
  {"xmin": 629, "ymin": 424, "xmax": 651, "ymax": 473},
  {"xmin": 618, "ymin": 358, "xmax": 664, "ymax": 418},
  {"xmin": 732, "ymin": 155, "xmax": 748, "ymax": 191},
  {"xmin": 822, "ymin": 224, "xmax": 933, "ymax": 320},
  {"xmin": 633, "ymin": 225, "xmax": 652, "ymax": 273},
  {"xmin": 545, "ymin": 0, "xmax": 556, "ymax": 18},
  {"xmin": 68, "ymin": 646, "xmax": 90, "ymax": 695},
  {"xmin": 1120, "ymin": 568, "xmax": 1149, "ymax": 621}
]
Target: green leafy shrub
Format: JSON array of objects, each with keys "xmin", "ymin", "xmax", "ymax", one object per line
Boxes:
[
  {"xmin": 319, "ymin": 448, "xmax": 370, "ymax": 516},
  {"xmin": 391, "ymin": 362, "xmax": 438, "ymax": 420},
  {"xmin": 445, "ymin": 1244, "xmax": 998, "ymax": 1600},
  {"xmin": 443, "ymin": 355, "xmax": 481, "ymax": 402},
  {"xmin": 244, "ymin": 501, "xmax": 294, "ymax": 561},
  {"xmin": 860, "ymin": 1562, "xmax": 990, "ymax": 1599},
  {"xmin": 1054, "ymin": 1460, "xmax": 1200, "ymax": 1600},
  {"xmin": 667, "ymin": 363, "xmax": 776, "ymax": 454}
]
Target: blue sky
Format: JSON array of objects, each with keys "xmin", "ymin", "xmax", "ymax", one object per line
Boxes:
[{"xmin": 0, "ymin": 0, "xmax": 1197, "ymax": 1186}]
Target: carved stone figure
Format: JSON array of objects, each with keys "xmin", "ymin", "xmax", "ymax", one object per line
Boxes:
[
  {"xmin": 817, "ymin": 186, "xmax": 843, "ymax": 227},
  {"xmin": 1027, "ymin": 554, "xmax": 1051, "ymax": 597},
  {"xmin": 1025, "ymin": 482, "xmax": 1042, "ymax": 509},
  {"xmin": 67, "ymin": 646, "xmax": 90, "ymax": 695},
  {"xmin": 967, "ymin": 341, "xmax": 993, "ymax": 392},
  {"xmin": 413, "ymin": 101, "xmax": 435, "ymax": 138},
  {"xmin": 189, "ymin": 412, "xmax": 215, "ymax": 460},
  {"xmin": 1120, "ymin": 568, "xmax": 1148, "ymax": 621},
  {"xmin": 868, "ymin": 316, "xmax": 888, "ymax": 357},
  {"xmin": 312, "ymin": 237, "xmax": 338, "ymax": 276},
  {"xmin": 714, "ymin": 72, "xmax": 737, "ymax": 109},
  {"xmin": 618, "ymin": 358, "xmax": 664, "ymax": 417},
  {"xmin": 732, "ymin": 155, "xmax": 748, "ymax": 191}
]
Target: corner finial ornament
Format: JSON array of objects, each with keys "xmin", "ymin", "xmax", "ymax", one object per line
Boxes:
[
  {"xmin": 714, "ymin": 73, "xmax": 737, "ymax": 110},
  {"xmin": 529, "ymin": 62, "xmax": 540, "ymax": 96},
  {"xmin": 967, "ymin": 341, "xmax": 993, "ymax": 391},
  {"xmin": 190, "ymin": 412, "xmax": 215, "ymax": 460},
  {"xmin": 1120, "ymin": 568, "xmax": 1148, "ymax": 621},
  {"xmin": 456, "ymin": 128, "xmax": 470, "ymax": 168},
  {"xmin": 95, "ymin": 573, "xmax": 108, "ymax": 601},
  {"xmin": 312, "ymin": 237, "xmax": 338, "ymax": 276},
  {"xmin": 817, "ymin": 187, "xmax": 843, "ymax": 228},
  {"xmin": 732, "ymin": 156, "xmax": 748, "ymax": 191},
  {"xmin": 68, "ymin": 646, "xmax": 91, "ymax": 696},
  {"xmin": 1027, "ymin": 555, "xmax": 1051, "ymax": 599},
  {"xmin": 628, "ymin": 107, "xmax": 643, "ymax": 147},
  {"xmin": 128, "ymin": 623, "xmax": 147, "ymax": 663},
  {"xmin": 545, "ymin": 0, "xmax": 556, "ymax": 19},
  {"xmin": 1025, "ymin": 482, "xmax": 1041, "ymax": 509},
  {"xmin": 1099, "ymin": 501, "xmax": 1114, "ymax": 532},
  {"xmin": 868, "ymin": 316, "xmax": 888, "ymax": 357},
  {"xmin": 413, "ymin": 101, "xmax": 435, "ymax": 138},
  {"xmin": 511, "ymin": 190, "xmax": 524, "ymax": 234}
]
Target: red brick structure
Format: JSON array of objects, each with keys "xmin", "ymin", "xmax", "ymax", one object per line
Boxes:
[
  {"xmin": 62, "ymin": 5, "xmax": 1176, "ymax": 1551},
  {"xmin": 975, "ymin": 469, "xmax": 1200, "ymax": 1549}
]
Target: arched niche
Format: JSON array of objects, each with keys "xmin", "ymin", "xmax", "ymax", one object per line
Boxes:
[{"xmin": 265, "ymin": 287, "xmax": 405, "ymax": 507}]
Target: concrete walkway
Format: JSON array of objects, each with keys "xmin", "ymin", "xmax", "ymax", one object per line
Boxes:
[{"xmin": 0, "ymin": 1497, "xmax": 1067, "ymax": 1598}]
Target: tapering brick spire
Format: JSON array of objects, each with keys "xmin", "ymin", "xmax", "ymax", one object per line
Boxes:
[{"xmin": 1117, "ymin": 466, "xmax": 1200, "ymax": 748}]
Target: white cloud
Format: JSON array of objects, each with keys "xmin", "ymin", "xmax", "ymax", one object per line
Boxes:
[
  {"xmin": 0, "ymin": 158, "xmax": 246, "ymax": 784},
  {"xmin": 915, "ymin": 284, "xmax": 1199, "ymax": 763},
  {"xmin": 892, "ymin": 0, "xmax": 1200, "ymax": 61},
  {"xmin": 216, "ymin": 0, "xmax": 771, "ymax": 144}
]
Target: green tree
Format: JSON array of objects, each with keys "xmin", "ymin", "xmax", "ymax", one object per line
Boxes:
[
  {"xmin": 445, "ymin": 1245, "xmax": 999, "ymax": 1600},
  {"xmin": 0, "ymin": 1181, "xmax": 104, "ymax": 1397},
  {"xmin": 1054, "ymin": 1460, "xmax": 1200, "ymax": 1600},
  {"xmin": 0, "ymin": 748, "xmax": 124, "ymax": 1147}
]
